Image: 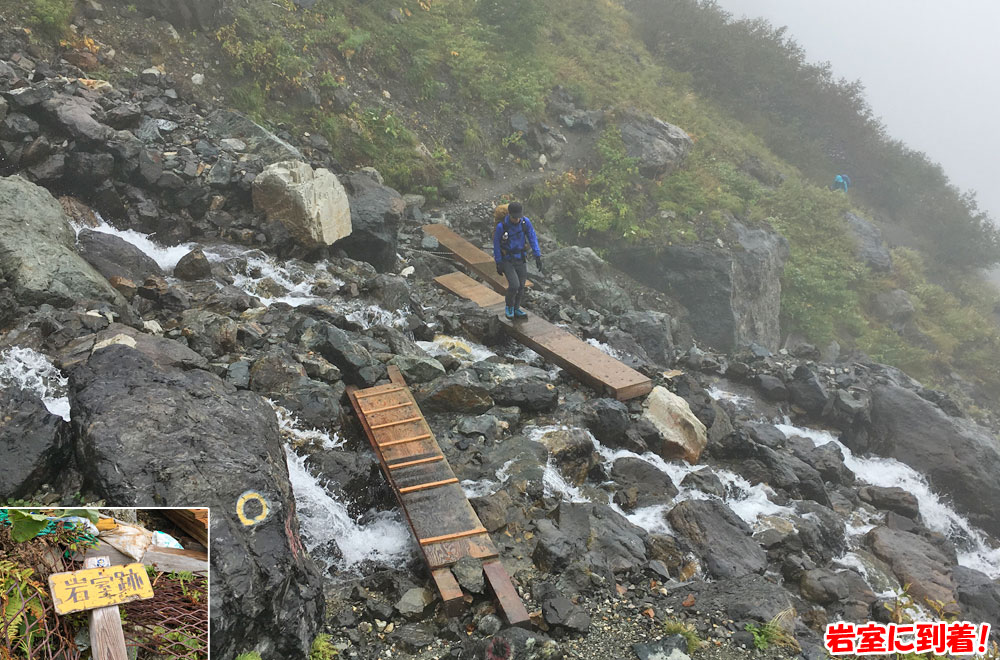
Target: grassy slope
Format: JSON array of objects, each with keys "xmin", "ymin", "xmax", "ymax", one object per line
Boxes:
[{"xmin": 16, "ymin": 0, "xmax": 1000, "ymax": 417}]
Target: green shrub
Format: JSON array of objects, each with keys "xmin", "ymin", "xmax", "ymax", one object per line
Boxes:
[
  {"xmin": 310, "ymin": 633, "xmax": 338, "ymax": 660},
  {"xmin": 29, "ymin": 0, "xmax": 74, "ymax": 40}
]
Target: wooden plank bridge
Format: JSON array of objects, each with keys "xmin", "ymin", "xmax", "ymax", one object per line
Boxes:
[
  {"xmin": 347, "ymin": 366, "xmax": 529, "ymax": 625},
  {"xmin": 425, "ymin": 224, "xmax": 653, "ymax": 401}
]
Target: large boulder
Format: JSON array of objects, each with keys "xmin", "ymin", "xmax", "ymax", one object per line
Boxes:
[
  {"xmin": 252, "ymin": 161, "xmax": 352, "ymax": 247},
  {"xmin": 0, "ymin": 386, "xmax": 72, "ymax": 499},
  {"xmin": 617, "ymin": 109, "xmax": 693, "ymax": 178},
  {"xmin": 641, "ymin": 386, "xmax": 707, "ymax": 463},
  {"xmin": 666, "ymin": 499, "xmax": 767, "ymax": 579},
  {"xmin": 615, "ymin": 221, "xmax": 788, "ymax": 352},
  {"xmin": 68, "ymin": 345, "xmax": 325, "ymax": 658},
  {"xmin": 852, "ymin": 383, "xmax": 1000, "ymax": 536},
  {"xmin": 619, "ymin": 310, "xmax": 674, "ymax": 366},
  {"xmin": 865, "ymin": 526, "xmax": 958, "ymax": 613},
  {"xmin": 844, "ymin": 212, "xmax": 892, "ymax": 272},
  {"xmin": 333, "ymin": 173, "xmax": 404, "ymax": 272},
  {"xmin": 0, "ymin": 176, "xmax": 123, "ymax": 306},
  {"xmin": 75, "ymin": 229, "xmax": 164, "ymax": 284},
  {"xmin": 953, "ymin": 566, "xmax": 1000, "ymax": 626},
  {"xmin": 546, "ymin": 246, "xmax": 633, "ymax": 313}
]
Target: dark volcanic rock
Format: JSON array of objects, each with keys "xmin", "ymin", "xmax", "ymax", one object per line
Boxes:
[
  {"xmin": 547, "ymin": 245, "xmax": 633, "ymax": 313},
  {"xmin": 69, "ymin": 345, "xmax": 324, "ymax": 658},
  {"xmin": 953, "ymin": 566, "xmax": 1000, "ymax": 627},
  {"xmin": 493, "ymin": 377, "xmax": 558, "ymax": 413},
  {"xmin": 859, "ymin": 486, "xmax": 920, "ymax": 520},
  {"xmin": 666, "ymin": 499, "xmax": 767, "ymax": 579},
  {"xmin": 173, "ymin": 248, "xmax": 213, "ymax": 281},
  {"xmin": 76, "ymin": 229, "xmax": 164, "ymax": 284},
  {"xmin": 866, "ymin": 526, "xmax": 958, "ymax": 614},
  {"xmin": 617, "ymin": 109, "xmax": 693, "ymax": 178},
  {"xmin": 416, "ymin": 370, "xmax": 494, "ymax": 414},
  {"xmin": 0, "ymin": 386, "xmax": 71, "ymax": 499},
  {"xmin": 610, "ymin": 457, "xmax": 678, "ymax": 508},
  {"xmin": 615, "ymin": 221, "xmax": 788, "ymax": 352},
  {"xmin": 578, "ymin": 397, "xmax": 630, "ymax": 447},
  {"xmin": 850, "ymin": 383, "xmax": 1000, "ymax": 536},
  {"xmin": 334, "ymin": 172, "xmax": 404, "ymax": 272},
  {"xmin": 845, "ymin": 212, "xmax": 892, "ymax": 272}
]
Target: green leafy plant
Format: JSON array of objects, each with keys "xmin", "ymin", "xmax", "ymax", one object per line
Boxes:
[
  {"xmin": 7, "ymin": 509, "xmax": 99, "ymax": 543},
  {"xmin": 310, "ymin": 633, "xmax": 338, "ymax": 660},
  {"xmin": 0, "ymin": 560, "xmax": 48, "ymax": 656},
  {"xmin": 235, "ymin": 654, "xmax": 263, "ymax": 660},
  {"xmin": 28, "ymin": 0, "xmax": 74, "ymax": 40},
  {"xmin": 744, "ymin": 609, "xmax": 799, "ymax": 651}
]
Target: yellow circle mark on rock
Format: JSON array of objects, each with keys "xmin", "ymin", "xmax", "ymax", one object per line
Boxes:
[{"xmin": 237, "ymin": 491, "xmax": 270, "ymax": 526}]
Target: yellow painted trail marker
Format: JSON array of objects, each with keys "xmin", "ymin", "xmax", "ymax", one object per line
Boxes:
[{"xmin": 48, "ymin": 560, "xmax": 154, "ymax": 615}]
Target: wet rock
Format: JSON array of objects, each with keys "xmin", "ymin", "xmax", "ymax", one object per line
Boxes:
[
  {"xmin": 395, "ymin": 587, "xmax": 434, "ymax": 619},
  {"xmin": 618, "ymin": 109, "xmax": 693, "ymax": 178},
  {"xmin": 787, "ymin": 365, "xmax": 830, "ymax": 416},
  {"xmin": 391, "ymin": 623, "xmax": 435, "ymax": 651},
  {"xmin": 852, "ymin": 383, "xmax": 1000, "ymax": 536},
  {"xmin": 1, "ymin": 112, "xmax": 39, "ymax": 139},
  {"xmin": 800, "ymin": 441, "xmax": 854, "ymax": 486},
  {"xmin": 610, "ymin": 457, "xmax": 678, "ymax": 508},
  {"xmin": 793, "ymin": 500, "xmax": 847, "ymax": 561},
  {"xmin": 253, "ymin": 160, "xmax": 352, "ymax": 247},
  {"xmin": 493, "ymin": 377, "xmax": 559, "ymax": 413},
  {"xmin": 680, "ymin": 467, "xmax": 725, "ymax": 497},
  {"xmin": 0, "ymin": 176, "xmax": 122, "ymax": 306},
  {"xmin": 634, "ymin": 637, "xmax": 690, "ymax": 660},
  {"xmin": 667, "ymin": 499, "xmax": 767, "ymax": 579},
  {"xmin": 41, "ymin": 95, "xmax": 113, "ymax": 143},
  {"xmin": 756, "ymin": 373, "xmax": 788, "ymax": 401},
  {"xmin": 578, "ymin": 397, "xmax": 630, "ymax": 447},
  {"xmin": 619, "ymin": 310, "xmax": 674, "ymax": 366},
  {"xmin": 173, "ymin": 248, "xmax": 213, "ymax": 281},
  {"xmin": 537, "ymin": 427, "xmax": 599, "ymax": 485},
  {"xmin": 859, "ymin": 486, "xmax": 920, "ymax": 520},
  {"xmin": 953, "ymin": 566, "xmax": 1000, "ymax": 627},
  {"xmin": 689, "ymin": 573, "xmax": 795, "ymax": 624},
  {"xmin": 866, "ymin": 526, "xmax": 958, "ymax": 614},
  {"xmin": 335, "ymin": 172, "xmax": 405, "ymax": 273},
  {"xmin": 296, "ymin": 320, "xmax": 382, "ymax": 387},
  {"xmin": 416, "ymin": 369, "xmax": 493, "ymax": 414},
  {"xmin": 470, "ymin": 489, "xmax": 512, "ymax": 532},
  {"xmin": 387, "ymin": 354, "xmax": 445, "ymax": 383},
  {"xmin": 68, "ymin": 345, "xmax": 324, "ymax": 658},
  {"xmin": 452, "ymin": 557, "xmax": 485, "ymax": 594},
  {"xmin": 641, "ymin": 386, "xmax": 708, "ymax": 463},
  {"xmin": 0, "ymin": 386, "xmax": 72, "ymax": 499},
  {"xmin": 76, "ymin": 228, "xmax": 164, "ymax": 284},
  {"xmin": 800, "ymin": 568, "xmax": 851, "ymax": 605}
]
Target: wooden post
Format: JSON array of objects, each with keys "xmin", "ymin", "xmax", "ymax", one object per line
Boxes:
[{"xmin": 84, "ymin": 557, "xmax": 129, "ymax": 660}]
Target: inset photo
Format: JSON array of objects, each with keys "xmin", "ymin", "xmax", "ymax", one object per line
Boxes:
[{"xmin": 0, "ymin": 507, "xmax": 208, "ymax": 660}]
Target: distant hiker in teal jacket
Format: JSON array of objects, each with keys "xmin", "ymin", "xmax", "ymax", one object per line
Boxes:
[
  {"xmin": 833, "ymin": 174, "xmax": 851, "ymax": 192},
  {"xmin": 493, "ymin": 201, "xmax": 542, "ymax": 320}
]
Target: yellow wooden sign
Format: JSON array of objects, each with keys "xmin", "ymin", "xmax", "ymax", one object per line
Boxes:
[{"xmin": 48, "ymin": 563, "xmax": 154, "ymax": 615}]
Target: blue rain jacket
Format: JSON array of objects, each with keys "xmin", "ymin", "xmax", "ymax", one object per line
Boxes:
[{"xmin": 493, "ymin": 216, "xmax": 541, "ymax": 263}]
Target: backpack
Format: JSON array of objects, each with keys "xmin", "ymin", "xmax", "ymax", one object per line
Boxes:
[{"xmin": 494, "ymin": 204, "xmax": 509, "ymax": 224}]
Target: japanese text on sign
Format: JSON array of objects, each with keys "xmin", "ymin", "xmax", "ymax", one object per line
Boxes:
[
  {"xmin": 48, "ymin": 563, "xmax": 155, "ymax": 615},
  {"xmin": 825, "ymin": 621, "xmax": 991, "ymax": 656}
]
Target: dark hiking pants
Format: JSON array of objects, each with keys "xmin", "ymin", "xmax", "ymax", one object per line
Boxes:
[{"xmin": 501, "ymin": 260, "xmax": 528, "ymax": 309}]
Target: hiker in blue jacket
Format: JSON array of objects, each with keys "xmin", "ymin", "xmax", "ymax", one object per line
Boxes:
[
  {"xmin": 493, "ymin": 201, "xmax": 542, "ymax": 320},
  {"xmin": 832, "ymin": 174, "xmax": 851, "ymax": 192}
]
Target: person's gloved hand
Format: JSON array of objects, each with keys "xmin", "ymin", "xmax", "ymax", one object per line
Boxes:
[
  {"xmin": 496, "ymin": 263, "xmax": 503, "ymax": 276},
  {"xmin": 535, "ymin": 256, "xmax": 544, "ymax": 273}
]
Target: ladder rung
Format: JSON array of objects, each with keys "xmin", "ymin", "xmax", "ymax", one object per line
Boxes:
[
  {"xmin": 379, "ymin": 433, "xmax": 431, "ymax": 448},
  {"xmin": 419, "ymin": 527, "xmax": 488, "ymax": 546},
  {"xmin": 398, "ymin": 478, "xmax": 458, "ymax": 494},
  {"xmin": 388, "ymin": 456, "xmax": 444, "ymax": 470},
  {"xmin": 354, "ymin": 386, "xmax": 405, "ymax": 400},
  {"xmin": 362, "ymin": 401, "xmax": 413, "ymax": 415},
  {"xmin": 369, "ymin": 416, "xmax": 422, "ymax": 430}
]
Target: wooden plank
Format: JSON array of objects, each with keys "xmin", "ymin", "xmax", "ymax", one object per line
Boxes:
[
  {"xmin": 483, "ymin": 559, "xmax": 531, "ymax": 628},
  {"xmin": 497, "ymin": 310, "xmax": 652, "ymax": 400},
  {"xmin": 162, "ymin": 509, "xmax": 208, "ymax": 548},
  {"xmin": 84, "ymin": 557, "xmax": 129, "ymax": 660},
  {"xmin": 424, "ymin": 536, "xmax": 499, "ymax": 569},
  {"xmin": 422, "ymin": 223, "xmax": 531, "ymax": 293},
  {"xmin": 434, "ymin": 272, "xmax": 505, "ymax": 308},
  {"xmin": 419, "ymin": 527, "xmax": 488, "ymax": 546},
  {"xmin": 431, "ymin": 568, "xmax": 465, "ymax": 617},
  {"xmin": 370, "ymin": 415, "xmax": 423, "ymax": 430},
  {"xmin": 379, "ymin": 433, "xmax": 432, "ymax": 448},
  {"xmin": 142, "ymin": 547, "xmax": 209, "ymax": 574},
  {"xmin": 361, "ymin": 401, "xmax": 414, "ymax": 415},
  {"xmin": 354, "ymin": 385, "xmax": 405, "ymax": 399}
]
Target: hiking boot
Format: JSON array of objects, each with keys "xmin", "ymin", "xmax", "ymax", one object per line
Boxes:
[
  {"xmin": 514, "ymin": 307, "xmax": 528, "ymax": 319},
  {"xmin": 505, "ymin": 306, "xmax": 514, "ymax": 319}
]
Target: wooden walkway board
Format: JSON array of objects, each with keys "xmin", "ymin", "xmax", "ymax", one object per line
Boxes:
[
  {"xmin": 435, "ymin": 272, "xmax": 505, "ymax": 308},
  {"xmin": 348, "ymin": 366, "xmax": 528, "ymax": 623},
  {"xmin": 432, "ymin": 272, "xmax": 652, "ymax": 400},
  {"xmin": 423, "ymin": 223, "xmax": 531, "ymax": 294}
]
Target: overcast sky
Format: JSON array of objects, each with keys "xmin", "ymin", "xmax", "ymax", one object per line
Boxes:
[{"xmin": 710, "ymin": 0, "xmax": 1000, "ymax": 222}]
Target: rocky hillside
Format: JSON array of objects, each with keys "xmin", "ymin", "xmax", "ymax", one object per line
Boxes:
[{"xmin": 1, "ymin": 5, "xmax": 1000, "ymax": 660}]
